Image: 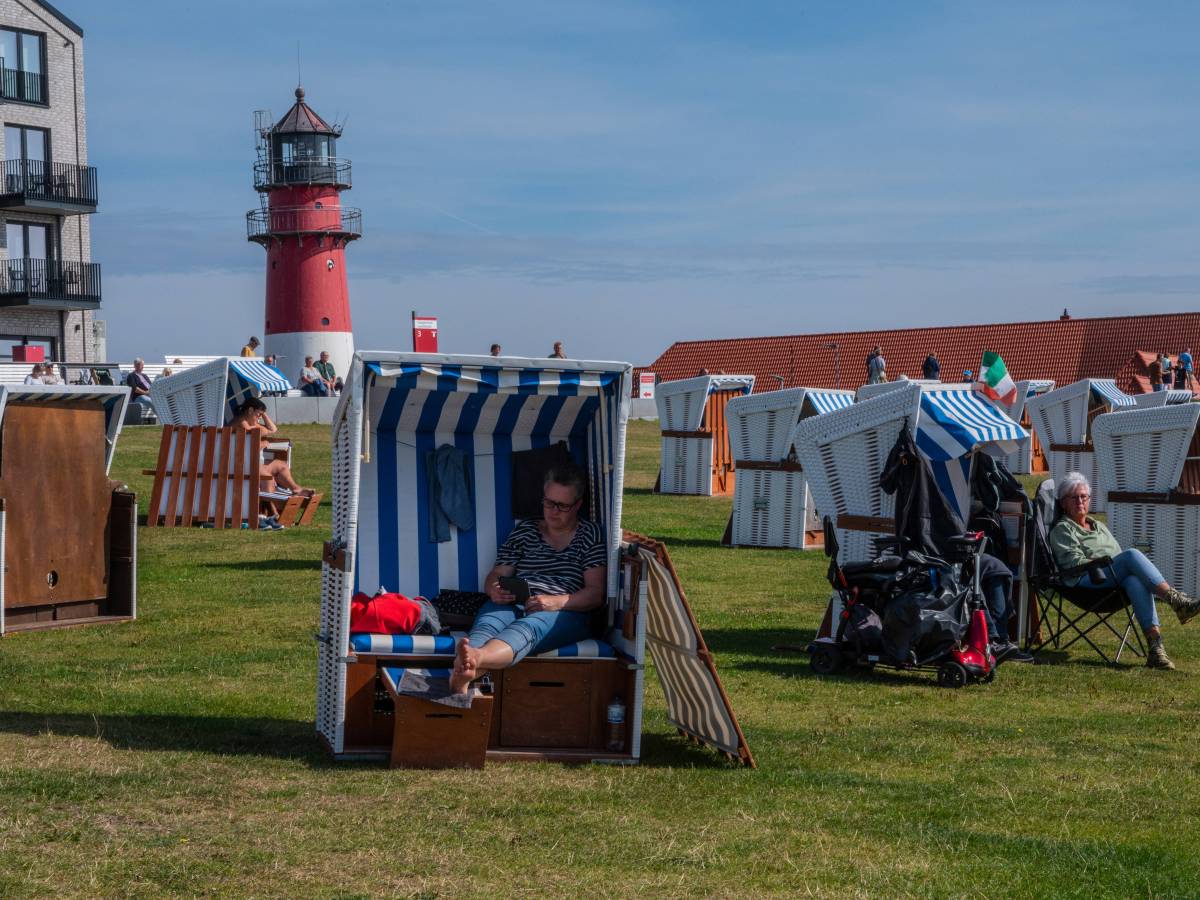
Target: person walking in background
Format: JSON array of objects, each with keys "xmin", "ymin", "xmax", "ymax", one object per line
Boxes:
[
  {"xmin": 241, "ymin": 336, "xmax": 260, "ymax": 357},
  {"xmin": 1150, "ymin": 354, "xmax": 1164, "ymax": 392},
  {"xmin": 548, "ymin": 341, "xmax": 566, "ymax": 359},
  {"xmin": 867, "ymin": 346, "xmax": 886, "ymax": 384},
  {"xmin": 922, "ymin": 352, "xmax": 940, "ymax": 381},
  {"xmin": 490, "ymin": 343, "xmax": 502, "ymax": 357},
  {"xmin": 1161, "ymin": 352, "xmax": 1173, "ymax": 389}
]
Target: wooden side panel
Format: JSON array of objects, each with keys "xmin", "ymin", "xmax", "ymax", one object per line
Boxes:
[
  {"xmin": 0, "ymin": 402, "xmax": 109, "ymax": 607},
  {"xmin": 705, "ymin": 390, "xmax": 737, "ymax": 496}
]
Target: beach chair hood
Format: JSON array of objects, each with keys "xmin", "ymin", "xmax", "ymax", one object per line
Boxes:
[
  {"xmin": 151, "ymin": 357, "xmax": 293, "ymax": 426},
  {"xmin": 0, "ymin": 384, "xmax": 130, "ymax": 473}
]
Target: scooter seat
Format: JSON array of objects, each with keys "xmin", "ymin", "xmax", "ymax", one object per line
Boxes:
[{"xmin": 841, "ymin": 555, "xmax": 904, "ymax": 578}]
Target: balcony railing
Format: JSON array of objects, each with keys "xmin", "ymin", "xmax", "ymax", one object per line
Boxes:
[
  {"xmin": 0, "ymin": 66, "xmax": 46, "ymax": 104},
  {"xmin": 246, "ymin": 206, "xmax": 362, "ymax": 243},
  {"xmin": 254, "ymin": 157, "xmax": 352, "ymax": 190},
  {"xmin": 0, "ymin": 258, "xmax": 102, "ymax": 309},
  {"xmin": 0, "ymin": 159, "xmax": 99, "ymax": 212}
]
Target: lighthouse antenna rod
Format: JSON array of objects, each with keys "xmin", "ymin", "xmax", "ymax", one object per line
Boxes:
[{"xmin": 297, "ymin": 41, "xmax": 302, "ymax": 87}]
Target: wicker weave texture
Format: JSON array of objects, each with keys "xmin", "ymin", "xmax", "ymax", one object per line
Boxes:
[
  {"xmin": 1108, "ymin": 502, "xmax": 1198, "ymax": 599},
  {"xmin": 793, "ymin": 383, "xmax": 919, "ymax": 564},
  {"xmin": 730, "ymin": 469, "xmax": 810, "ymax": 548},
  {"xmin": 150, "ymin": 358, "xmax": 229, "ymax": 427},
  {"xmin": 659, "ymin": 435, "xmax": 713, "ymax": 495},
  {"xmin": 1094, "ymin": 404, "xmax": 1200, "ymax": 497}
]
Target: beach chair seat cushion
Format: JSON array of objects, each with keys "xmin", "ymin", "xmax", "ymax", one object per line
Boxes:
[{"xmin": 350, "ymin": 631, "xmax": 617, "ymax": 659}]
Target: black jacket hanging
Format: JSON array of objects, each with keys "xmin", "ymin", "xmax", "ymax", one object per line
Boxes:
[{"xmin": 879, "ymin": 426, "xmax": 965, "ymax": 557}]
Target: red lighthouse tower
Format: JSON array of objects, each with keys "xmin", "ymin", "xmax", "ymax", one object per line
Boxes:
[{"xmin": 247, "ymin": 87, "xmax": 361, "ymax": 379}]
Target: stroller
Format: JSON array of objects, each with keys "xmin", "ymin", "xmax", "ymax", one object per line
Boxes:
[{"xmin": 806, "ymin": 516, "xmax": 997, "ymax": 688}]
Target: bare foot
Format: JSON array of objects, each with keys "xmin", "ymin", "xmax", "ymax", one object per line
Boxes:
[{"xmin": 449, "ymin": 638, "xmax": 477, "ymax": 695}]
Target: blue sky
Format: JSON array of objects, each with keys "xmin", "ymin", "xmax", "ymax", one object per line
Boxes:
[{"xmin": 86, "ymin": 1, "xmax": 1200, "ymax": 367}]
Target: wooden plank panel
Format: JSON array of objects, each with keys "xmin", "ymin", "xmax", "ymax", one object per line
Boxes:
[
  {"xmin": 162, "ymin": 427, "xmax": 186, "ymax": 528},
  {"xmin": 196, "ymin": 427, "xmax": 217, "ymax": 524},
  {"xmin": 231, "ymin": 427, "xmax": 247, "ymax": 528},
  {"xmin": 180, "ymin": 426, "xmax": 202, "ymax": 527},
  {"xmin": 0, "ymin": 401, "xmax": 108, "ymax": 607},
  {"xmin": 214, "ymin": 427, "xmax": 232, "ymax": 529},
  {"xmin": 147, "ymin": 426, "xmax": 173, "ymax": 527}
]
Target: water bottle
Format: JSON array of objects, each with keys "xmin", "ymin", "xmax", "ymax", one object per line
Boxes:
[{"xmin": 606, "ymin": 696, "xmax": 626, "ymax": 752}]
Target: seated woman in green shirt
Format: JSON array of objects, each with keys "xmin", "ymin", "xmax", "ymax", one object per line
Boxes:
[{"xmin": 1050, "ymin": 472, "xmax": 1200, "ymax": 670}]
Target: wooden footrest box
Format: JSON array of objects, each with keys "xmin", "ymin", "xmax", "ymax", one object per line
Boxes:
[{"xmin": 382, "ymin": 668, "xmax": 494, "ymax": 769}]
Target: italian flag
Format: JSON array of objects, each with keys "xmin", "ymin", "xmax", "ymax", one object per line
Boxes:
[{"xmin": 975, "ymin": 351, "xmax": 1017, "ymax": 405}]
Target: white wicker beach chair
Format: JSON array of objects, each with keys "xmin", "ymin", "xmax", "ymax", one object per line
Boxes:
[
  {"xmin": 655, "ymin": 374, "xmax": 754, "ymax": 496},
  {"xmin": 1094, "ymin": 403, "xmax": 1200, "ymax": 599},
  {"xmin": 854, "ymin": 379, "xmax": 941, "ymax": 403},
  {"xmin": 1132, "ymin": 389, "xmax": 1194, "ymax": 408},
  {"xmin": 150, "ymin": 356, "xmax": 292, "ymax": 426},
  {"xmin": 1000, "ymin": 379, "xmax": 1055, "ymax": 474},
  {"xmin": 1026, "ymin": 379, "xmax": 1136, "ymax": 513},
  {"xmin": 724, "ymin": 387, "xmax": 854, "ymax": 549},
  {"xmin": 317, "ymin": 352, "xmax": 752, "ymax": 767}
]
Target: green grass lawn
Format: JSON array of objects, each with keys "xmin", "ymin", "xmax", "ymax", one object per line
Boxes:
[{"xmin": 1, "ymin": 420, "xmax": 1198, "ymax": 898}]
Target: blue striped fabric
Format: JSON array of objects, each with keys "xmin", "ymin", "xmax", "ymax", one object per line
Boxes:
[
  {"xmin": 1166, "ymin": 389, "xmax": 1194, "ymax": 404},
  {"xmin": 351, "ymin": 632, "xmax": 616, "ymax": 659},
  {"xmin": 805, "ymin": 391, "xmax": 855, "ymax": 415},
  {"xmin": 229, "ymin": 358, "xmax": 292, "ymax": 393},
  {"xmin": 356, "ymin": 360, "xmax": 625, "ymax": 602},
  {"xmin": 705, "ymin": 375, "xmax": 755, "ymax": 396},
  {"xmin": 350, "ymin": 633, "xmax": 461, "ymax": 655},
  {"xmin": 1089, "ymin": 379, "xmax": 1136, "ymax": 408},
  {"xmin": 915, "ymin": 389, "xmax": 1027, "ymax": 462}
]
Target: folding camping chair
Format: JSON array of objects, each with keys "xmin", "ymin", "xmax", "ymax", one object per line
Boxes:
[{"xmin": 1025, "ymin": 479, "xmax": 1145, "ymax": 664}]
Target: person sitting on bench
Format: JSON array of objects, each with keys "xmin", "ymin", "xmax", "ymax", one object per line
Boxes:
[
  {"xmin": 450, "ymin": 463, "xmax": 606, "ymax": 694},
  {"xmin": 233, "ymin": 398, "xmax": 314, "ymax": 499},
  {"xmin": 1051, "ymin": 471, "xmax": 1200, "ymax": 670}
]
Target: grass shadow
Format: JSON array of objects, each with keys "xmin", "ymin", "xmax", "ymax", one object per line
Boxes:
[{"xmin": 0, "ymin": 711, "xmax": 332, "ymax": 766}]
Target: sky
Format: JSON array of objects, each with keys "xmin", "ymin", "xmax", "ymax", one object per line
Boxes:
[{"xmin": 84, "ymin": 0, "xmax": 1200, "ymax": 368}]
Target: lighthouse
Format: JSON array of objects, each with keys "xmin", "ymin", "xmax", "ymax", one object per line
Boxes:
[{"xmin": 247, "ymin": 87, "xmax": 361, "ymax": 380}]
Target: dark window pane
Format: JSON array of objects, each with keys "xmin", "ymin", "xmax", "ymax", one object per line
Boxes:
[
  {"xmin": 21, "ymin": 33, "xmax": 41, "ymax": 75},
  {"xmin": 0, "ymin": 31, "xmax": 15, "ymax": 70}
]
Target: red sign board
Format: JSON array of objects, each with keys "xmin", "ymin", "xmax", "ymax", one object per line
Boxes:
[
  {"xmin": 638, "ymin": 372, "xmax": 656, "ymax": 399},
  {"xmin": 412, "ymin": 314, "xmax": 438, "ymax": 353},
  {"xmin": 12, "ymin": 345, "xmax": 45, "ymax": 363}
]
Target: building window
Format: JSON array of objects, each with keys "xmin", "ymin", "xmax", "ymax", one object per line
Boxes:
[
  {"xmin": 0, "ymin": 335, "xmax": 56, "ymax": 361},
  {"xmin": 0, "ymin": 29, "xmax": 46, "ymax": 105},
  {"xmin": 4, "ymin": 124, "xmax": 48, "ymax": 163}
]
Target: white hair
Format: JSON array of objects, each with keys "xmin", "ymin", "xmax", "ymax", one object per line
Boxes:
[
  {"xmin": 133, "ymin": 357, "xmax": 144, "ymax": 366},
  {"xmin": 1056, "ymin": 471, "xmax": 1091, "ymax": 500}
]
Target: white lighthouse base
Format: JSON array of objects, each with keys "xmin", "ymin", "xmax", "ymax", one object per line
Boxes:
[{"xmin": 265, "ymin": 331, "xmax": 354, "ymax": 387}]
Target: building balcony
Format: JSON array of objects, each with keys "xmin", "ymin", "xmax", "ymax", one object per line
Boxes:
[
  {"xmin": 254, "ymin": 158, "xmax": 352, "ymax": 191},
  {"xmin": 0, "ymin": 66, "xmax": 46, "ymax": 105},
  {"xmin": 0, "ymin": 160, "xmax": 99, "ymax": 214},
  {"xmin": 0, "ymin": 258, "xmax": 101, "ymax": 310},
  {"xmin": 246, "ymin": 206, "xmax": 362, "ymax": 245}
]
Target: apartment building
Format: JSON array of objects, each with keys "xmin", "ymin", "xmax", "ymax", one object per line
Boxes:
[{"xmin": 0, "ymin": 0, "xmax": 99, "ymax": 365}]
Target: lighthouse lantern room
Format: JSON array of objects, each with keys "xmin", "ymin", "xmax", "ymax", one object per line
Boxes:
[{"xmin": 247, "ymin": 87, "xmax": 361, "ymax": 380}]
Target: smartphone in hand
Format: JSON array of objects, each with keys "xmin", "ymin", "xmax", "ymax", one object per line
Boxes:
[{"xmin": 498, "ymin": 576, "xmax": 531, "ymax": 604}]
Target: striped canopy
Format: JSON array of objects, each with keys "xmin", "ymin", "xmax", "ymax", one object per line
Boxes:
[
  {"xmin": 1089, "ymin": 379, "xmax": 1136, "ymax": 408},
  {"xmin": 355, "ymin": 357, "xmax": 630, "ymax": 601},
  {"xmin": 916, "ymin": 388, "xmax": 1028, "ymax": 521},
  {"xmin": 1024, "ymin": 379, "xmax": 1056, "ymax": 397},
  {"xmin": 707, "ymin": 375, "xmax": 755, "ymax": 395},
  {"xmin": 0, "ymin": 385, "xmax": 130, "ymax": 473},
  {"xmin": 805, "ymin": 390, "xmax": 855, "ymax": 415},
  {"xmin": 1165, "ymin": 389, "xmax": 1194, "ymax": 404},
  {"xmin": 229, "ymin": 358, "xmax": 291, "ymax": 394}
]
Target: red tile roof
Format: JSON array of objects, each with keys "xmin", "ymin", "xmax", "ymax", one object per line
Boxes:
[{"xmin": 637, "ymin": 312, "xmax": 1200, "ymax": 397}]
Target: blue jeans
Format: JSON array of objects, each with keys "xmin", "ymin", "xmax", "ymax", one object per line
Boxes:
[
  {"xmin": 301, "ymin": 380, "xmax": 328, "ymax": 397},
  {"xmin": 1074, "ymin": 549, "xmax": 1164, "ymax": 631},
  {"xmin": 467, "ymin": 600, "xmax": 593, "ymax": 664},
  {"xmin": 1153, "ymin": 383, "xmax": 1165, "ymax": 392}
]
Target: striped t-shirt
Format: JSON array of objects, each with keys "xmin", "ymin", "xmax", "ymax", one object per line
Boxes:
[{"xmin": 496, "ymin": 518, "xmax": 607, "ymax": 597}]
